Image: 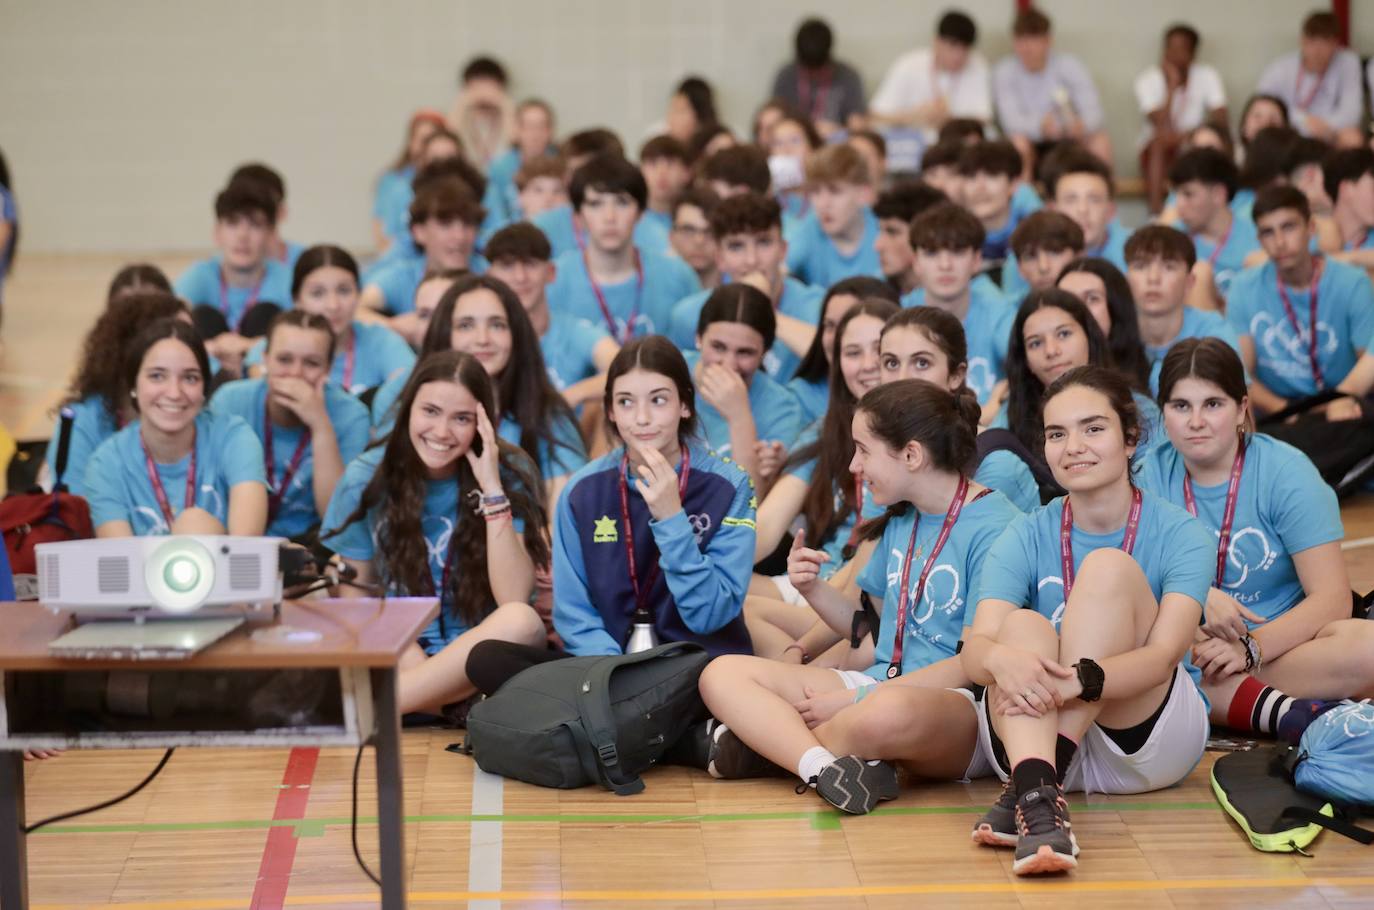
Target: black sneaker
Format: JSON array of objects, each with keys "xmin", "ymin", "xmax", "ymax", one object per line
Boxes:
[
  {"xmin": 971, "ymin": 777, "xmax": 1018, "ymax": 847},
  {"xmin": 1011, "ymin": 784, "xmax": 1078, "ymax": 875},
  {"xmin": 815, "ymin": 756, "xmax": 899, "ymax": 815},
  {"xmin": 705, "ymin": 722, "xmax": 784, "ymax": 780}
]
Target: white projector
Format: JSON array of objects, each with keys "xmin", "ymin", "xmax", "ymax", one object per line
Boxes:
[{"xmin": 36, "ymin": 536, "xmax": 284, "ymax": 617}]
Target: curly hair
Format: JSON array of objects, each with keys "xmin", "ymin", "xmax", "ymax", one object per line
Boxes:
[
  {"xmin": 328, "ymin": 351, "xmax": 549, "ymax": 628},
  {"xmin": 64, "ymin": 291, "xmax": 188, "ymax": 421}
]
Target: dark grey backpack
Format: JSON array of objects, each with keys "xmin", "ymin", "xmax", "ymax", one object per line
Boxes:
[{"xmin": 463, "ymin": 642, "xmax": 711, "ymax": 795}]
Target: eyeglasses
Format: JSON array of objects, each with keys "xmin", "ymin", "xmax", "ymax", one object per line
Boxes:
[{"xmin": 672, "ymin": 225, "xmax": 711, "ymax": 240}]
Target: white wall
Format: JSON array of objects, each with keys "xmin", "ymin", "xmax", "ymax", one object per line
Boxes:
[{"xmin": 1, "ymin": 0, "xmax": 1368, "ymax": 253}]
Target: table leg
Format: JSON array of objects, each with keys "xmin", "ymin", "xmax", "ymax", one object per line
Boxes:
[
  {"xmin": 0, "ymin": 751, "xmax": 27, "ymax": 909},
  {"xmin": 371, "ymin": 668, "xmax": 405, "ymax": 910}
]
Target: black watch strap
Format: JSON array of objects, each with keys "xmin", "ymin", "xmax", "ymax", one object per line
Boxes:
[{"xmin": 1075, "ymin": 658, "xmax": 1105, "ymax": 702}]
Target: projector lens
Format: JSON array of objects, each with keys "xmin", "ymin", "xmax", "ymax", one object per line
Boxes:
[{"xmin": 164, "ymin": 556, "xmax": 200, "ymax": 592}]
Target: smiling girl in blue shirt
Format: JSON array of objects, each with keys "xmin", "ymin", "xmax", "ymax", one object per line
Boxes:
[
  {"xmin": 324, "ymin": 351, "xmax": 550, "ymax": 715},
  {"xmin": 85, "ymin": 319, "xmax": 268, "ymax": 537},
  {"xmin": 786, "ymin": 277, "xmax": 899, "ymax": 425},
  {"xmin": 1138, "ymin": 338, "xmax": 1374, "ymax": 739},
  {"xmin": 700, "ymin": 380, "xmax": 1019, "ymax": 815},
  {"xmin": 963, "ymin": 366, "xmax": 1213, "ymax": 876}
]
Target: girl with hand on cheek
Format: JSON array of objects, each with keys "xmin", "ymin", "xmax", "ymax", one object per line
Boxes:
[
  {"xmin": 1138, "ymin": 338, "xmax": 1374, "ymax": 741},
  {"xmin": 210, "ymin": 311, "xmax": 371, "ymax": 541},
  {"xmin": 322, "ymin": 351, "xmax": 549, "ymax": 715},
  {"xmin": 84, "ymin": 319, "xmax": 268, "ymax": 538}
]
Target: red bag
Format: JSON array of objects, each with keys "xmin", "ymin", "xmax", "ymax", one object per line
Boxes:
[{"xmin": 0, "ymin": 407, "xmax": 94, "ymax": 579}]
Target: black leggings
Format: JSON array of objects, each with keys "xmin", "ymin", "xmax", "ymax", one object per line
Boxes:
[
  {"xmin": 191, "ymin": 302, "xmax": 283, "ymax": 339},
  {"xmin": 466, "ymin": 639, "xmax": 569, "ymax": 696}
]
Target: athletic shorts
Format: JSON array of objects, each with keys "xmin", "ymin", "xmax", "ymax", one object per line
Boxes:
[
  {"xmin": 832, "ymin": 671, "xmax": 992, "ymax": 781},
  {"xmin": 975, "ymin": 665, "xmax": 1208, "ymax": 795},
  {"xmin": 770, "ymin": 574, "xmax": 806, "ymax": 605}
]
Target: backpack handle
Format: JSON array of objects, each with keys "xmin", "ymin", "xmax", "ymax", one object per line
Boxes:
[
  {"xmin": 1278, "ymin": 806, "xmax": 1374, "ymax": 846},
  {"xmin": 574, "ymin": 641, "xmax": 705, "ymax": 796},
  {"xmin": 53, "ymin": 407, "xmax": 76, "ymax": 493}
]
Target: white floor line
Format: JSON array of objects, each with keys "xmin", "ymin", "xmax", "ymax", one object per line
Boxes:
[
  {"xmin": 1342, "ymin": 536, "xmax": 1374, "ymax": 551},
  {"xmin": 467, "ymin": 767, "xmax": 504, "ymax": 910}
]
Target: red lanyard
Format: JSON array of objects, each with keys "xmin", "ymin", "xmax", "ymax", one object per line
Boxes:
[
  {"xmin": 340, "ymin": 332, "xmax": 357, "ymax": 390},
  {"xmin": 618, "ymin": 447, "xmax": 691, "ymax": 617},
  {"xmin": 218, "ymin": 266, "xmax": 263, "ymax": 333},
  {"xmin": 1196, "ymin": 219, "xmax": 1233, "ymax": 269},
  {"xmin": 1276, "ymin": 258, "xmax": 1326, "ymax": 390},
  {"xmin": 1182, "ymin": 441, "xmax": 1247, "ymax": 589},
  {"xmin": 1294, "ymin": 65, "xmax": 1327, "ymax": 111},
  {"xmin": 1060, "ymin": 486, "xmax": 1142, "ymax": 598},
  {"xmin": 1347, "ymin": 230, "xmax": 1369, "ymax": 252},
  {"xmin": 885, "ymin": 477, "xmax": 986, "ymax": 679},
  {"xmin": 583, "ymin": 249, "xmax": 643, "ymax": 343},
  {"xmin": 797, "ymin": 67, "xmax": 831, "ymax": 122},
  {"xmin": 262, "ymin": 399, "xmax": 312, "ymax": 523},
  {"xmin": 141, "ymin": 433, "xmax": 197, "ymax": 529}
]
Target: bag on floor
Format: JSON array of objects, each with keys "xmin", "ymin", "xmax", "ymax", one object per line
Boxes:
[
  {"xmin": 1259, "ymin": 394, "xmax": 1374, "ymax": 497},
  {"xmin": 1292, "ymin": 700, "xmax": 1374, "ymax": 810},
  {"xmin": 0, "ymin": 407, "xmax": 93, "ymax": 585},
  {"xmin": 463, "ymin": 641, "xmax": 710, "ymax": 795},
  {"xmin": 1211, "ymin": 747, "xmax": 1341, "ymax": 853}
]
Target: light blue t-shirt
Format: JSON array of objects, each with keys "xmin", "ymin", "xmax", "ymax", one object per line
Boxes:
[
  {"xmin": 976, "ymin": 491, "xmax": 1214, "ymax": 689},
  {"xmin": 1225, "ymin": 258, "xmax": 1374, "ymax": 399},
  {"xmin": 856, "ymin": 490, "xmax": 1021, "ymax": 680},
  {"xmin": 975, "ymin": 449, "xmax": 1042, "ymax": 513},
  {"xmin": 209, "ymin": 377, "xmax": 372, "ymax": 538},
  {"xmin": 1179, "ymin": 213, "xmax": 1261, "ymax": 298},
  {"xmin": 322, "ymin": 447, "xmax": 529, "ymax": 653},
  {"xmin": 784, "ymin": 208, "xmax": 883, "ymax": 288},
  {"xmin": 374, "ymin": 166, "xmax": 416, "ymax": 249},
  {"xmin": 1144, "ymin": 306, "xmax": 1243, "ymax": 395},
  {"xmin": 901, "ymin": 275, "xmax": 1015, "ymax": 404},
  {"xmin": 46, "ymin": 396, "xmax": 121, "ymax": 498},
  {"xmin": 174, "ymin": 257, "xmax": 294, "ymax": 330},
  {"xmin": 1011, "ymin": 182, "xmax": 1044, "ymax": 221},
  {"xmin": 244, "ymin": 321, "xmax": 417, "ymax": 395},
  {"xmin": 546, "ymin": 247, "xmax": 699, "ymax": 340},
  {"xmin": 541, "ymin": 314, "xmax": 611, "ymax": 392},
  {"xmin": 667, "ymin": 277, "xmax": 823, "ymax": 381},
  {"xmin": 684, "ymin": 352, "xmax": 803, "ymax": 455},
  {"xmin": 787, "ymin": 374, "xmax": 830, "ymax": 426},
  {"xmin": 363, "ymin": 255, "xmax": 430, "ymax": 316},
  {"xmin": 1001, "ymin": 219, "xmax": 1128, "ymax": 301},
  {"xmin": 0, "ymin": 185, "xmax": 16, "ymax": 299},
  {"xmin": 1135, "ymin": 434, "xmax": 1343, "ymax": 624},
  {"xmin": 84, "ymin": 410, "xmax": 266, "ymax": 535},
  {"xmin": 531, "ymin": 205, "xmax": 672, "ymax": 259}
]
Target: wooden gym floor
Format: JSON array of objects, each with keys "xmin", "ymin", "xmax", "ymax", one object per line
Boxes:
[{"xmin": 7, "ymin": 254, "xmax": 1374, "ymax": 909}]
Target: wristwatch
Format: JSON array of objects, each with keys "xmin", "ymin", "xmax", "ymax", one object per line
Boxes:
[{"xmin": 1074, "ymin": 658, "xmax": 1105, "ymax": 702}]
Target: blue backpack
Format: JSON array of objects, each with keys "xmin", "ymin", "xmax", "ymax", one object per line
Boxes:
[{"xmin": 1293, "ymin": 700, "xmax": 1374, "ymax": 808}]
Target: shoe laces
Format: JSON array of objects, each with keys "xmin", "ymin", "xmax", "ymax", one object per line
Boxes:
[
  {"xmin": 795, "ymin": 776, "xmax": 818, "ymax": 795},
  {"xmin": 1014, "ymin": 785, "xmax": 1067, "ymax": 837}
]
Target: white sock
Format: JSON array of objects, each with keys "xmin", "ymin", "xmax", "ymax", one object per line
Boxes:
[{"xmin": 796, "ymin": 746, "xmax": 837, "ymax": 785}]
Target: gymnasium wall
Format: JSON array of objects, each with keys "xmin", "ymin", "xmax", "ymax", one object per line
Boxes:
[{"xmin": 1, "ymin": 0, "xmax": 1369, "ymax": 253}]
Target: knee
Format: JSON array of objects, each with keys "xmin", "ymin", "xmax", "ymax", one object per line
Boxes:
[
  {"xmin": 1073, "ymin": 548, "xmax": 1144, "ymax": 595},
  {"xmin": 488, "ymin": 601, "xmax": 546, "ymax": 647},
  {"xmin": 841, "ymin": 687, "xmax": 909, "ymax": 748},
  {"xmin": 996, "ymin": 607, "xmax": 1054, "ymax": 642},
  {"xmin": 171, "ymin": 507, "xmax": 225, "ymax": 535},
  {"xmin": 699, "ymin": 654, "xmax": 749, "ymax": 703}
]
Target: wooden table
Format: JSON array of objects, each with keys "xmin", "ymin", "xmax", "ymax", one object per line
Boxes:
[{"xmin": 0, "ymin": 597, "xmax": 437, "ymax": 910}]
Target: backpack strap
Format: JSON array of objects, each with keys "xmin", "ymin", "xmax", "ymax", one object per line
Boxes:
[
  {"xmin": 573, "ymin": 642, "xmax": 703, "ymax": 796},
  {"xmin": 975, "ymin": 428, "xmax": 1060, "ymax": 492},
  {"xmin": 1278, "ymin": 806, "xmax": 1374, "ymax": 845},
  {"xmin": 53, "ymin": 407, "xmax": 76, "ymax": 493}
]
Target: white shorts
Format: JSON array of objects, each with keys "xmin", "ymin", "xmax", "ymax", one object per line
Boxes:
[
  {"xmin": 832, "ymin": 671, "xmax": 992, "ymax": 781},
  {"xmin": 976, "ymin": 665, "xmax": 1208, "ymax": 795},
  {"xmin": 770, "ymin": 574, "xmax": 806, "ymax": 605}
]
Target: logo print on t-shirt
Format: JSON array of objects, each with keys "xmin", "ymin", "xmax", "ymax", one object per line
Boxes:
[
  {"xmin": 1039, "ymin": 576, "xmax": 1068, "ymax": 628},
  {"xmin": 966, "ymin": 357, "xmax": 995, "ymax": 402},
  {"xmin": 688, "ymin": 512, "xmax": 712, "ymax": 545},
  {"xmin": 593, "ymin": 515, "xmax": 618, "ymax": 543},
  {"xmin": 1251, "ymin": 312, "xmax": 1338, "ymax": 380},
  {"xmin": 1221, "ymin": 526, "xmax": 1278, "ymax": 590}
]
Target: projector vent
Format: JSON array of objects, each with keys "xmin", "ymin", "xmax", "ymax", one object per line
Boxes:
[
  {"xmin": 228, "ymin": 554, "xmax": 261, "ymax": 591},
  {"xmin": 97, "ymin": 556, "xmax": 130, "ymax": 594},
  {"xmin": 42, "ymin": 553, "xmax": 59, "ymax": 598}
]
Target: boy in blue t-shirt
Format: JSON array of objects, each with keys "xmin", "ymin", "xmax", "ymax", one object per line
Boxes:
[
  {"xmin": 484, "ymin": 222, "xmax": 619, "ymax": 406},
  {"xmin": 873, "ymin": 180, "xmax": 949, "ymax": 296},
  {"xmin": 1324, "ymin": 147, "xmax": 1374, "ymax": 271},
  {"xmin": 638, "ymin": 135, "xmax": 693, "ymax": 240},
  {"xmin": 544, "ymin": 153, "xmax": 699, "ymax": 340},
  {"xmin": 956, "ymin": 140, "xmax": 1026, "ymax": 266},
  {"xmin": 668, "ymin": 193, "xmax": 821, "ymax": 381},
  {"xmin": 670, "ymin": 186, "xmax": 722, "ymax": 290},
  {"xmin": 1169, "ymin": 147, "xmax": 1262, "ymax": 306},
  {"xmin": 1226, "ymin": 184, "xmax": 1374, "ymax": 416},
  {"xmin": 488, "ymin": 98, "xmax": 557, "ymax": 220},
  {"xmin": 361, "ymin": 176, "xmax": 484, "ymax": 317},
  {"xmin": 1125, "ymin": 225, "xmax": 1243, "ymax": 394},
  {"xmin": 1003, "ymin": 211, "xmax": 1085, "ymax": 306},
  {"xmin": 513, "ymin": 153, "xmax": 569, "ymax": 223},
  {"xmin": 904, "ymin": 203, "xmax": 1015, "ymax": 404},
  {"xmin": 228, "ymin": 162, "xmax": 305, "ymax": 271},
  {"xmin": 784, "ymin": 144, "xmax": 882, "ymax": 288},
  {"xmin": 174, "ymin": 180, "xmax": 292, "ymax": 377}
]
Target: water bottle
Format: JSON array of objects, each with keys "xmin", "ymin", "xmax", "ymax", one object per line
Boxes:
[{"xmin": 626, "ymin": 610, "xmax": 659, "ymax": 653}]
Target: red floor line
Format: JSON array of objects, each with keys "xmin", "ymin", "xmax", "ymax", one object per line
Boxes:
[{"xmin": 249, "ymin": 748, "xmax": 320, "ymax": 910}]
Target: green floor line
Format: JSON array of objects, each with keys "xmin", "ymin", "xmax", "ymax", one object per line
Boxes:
[{"xmin": 30, "ymin": 800, "xmax": 1218, "ymax": 838}]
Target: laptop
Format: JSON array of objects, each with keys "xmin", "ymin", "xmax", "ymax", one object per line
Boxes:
[{"xmin": 48, "ymin": 617, "xmax": 246, "ymax": 660}]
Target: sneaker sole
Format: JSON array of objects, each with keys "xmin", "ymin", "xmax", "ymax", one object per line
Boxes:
[
  {"xmin": 706, "ymin": 725, "xmax": 778, "ymax": 781},
  {"xmin": 971, "ymin": 824, "xmax": 1017, "ymax": 848},
  {"xmin": 1012, "ymin": 844, "xmax": 1078, "ymax": 876},
  {"xmin": 816, "ymin": 758, "xmax": 899, "ymax": 815}
]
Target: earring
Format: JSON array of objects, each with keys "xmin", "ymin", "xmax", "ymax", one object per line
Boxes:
[{"xmin": 130, "ymin": 390, "xmax": 137, "ymax": 400}]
